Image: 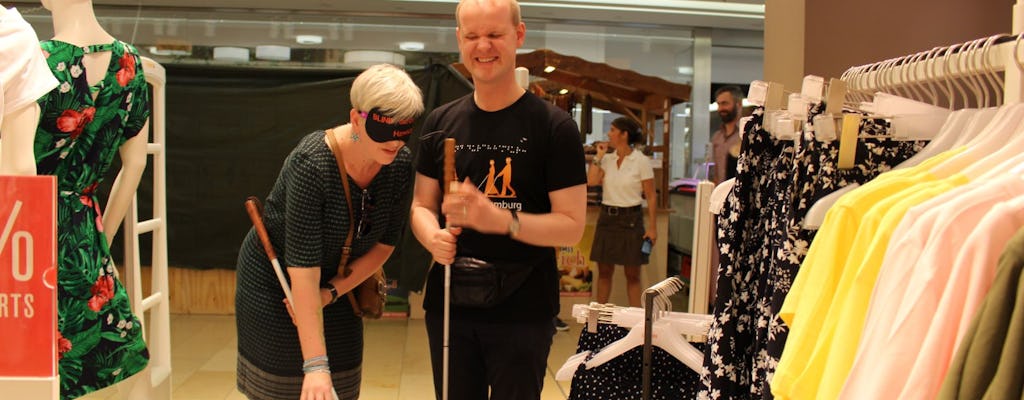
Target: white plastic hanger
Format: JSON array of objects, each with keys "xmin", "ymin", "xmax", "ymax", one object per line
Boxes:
[
  {"xmin": 803, "ymin": 183, "xmax": 857, "ymax": 230},
  {"xmin": 555, "ymin": 351, "xmax": 592, "ymax": 381},
  {"xmin": 709, "ymin": 178, "xmax": 735, "ymax": 215},
  {"xmin": 963, "ymin": 112, "xmax": 1024, "ymax": 180},
  {"xmin": 943, "ymin": 36, "xmax": 1011, "ymax": 151},
  {"xmin": 958, "ymin": 35, "xmax": 1024, "ymax": 180},
  {"xmin": 560, "ymin": 279, "xmax": 709, "ymax": 379},
  {"xmin": 929, "ymin": 102, "xmax": 1024, "ymax": 178},
  {"xmin": 949, "ymin": 106, "xmax": 1000, "ymax": 148},
  {"xmin": 894, "ymin": 109, "xmax": 977, "ymax": 169},
  {"xmin": 581, "ymin": 279, "xmax": 704, "ymax": 372},
  {"xmin": 570, "ymin": 303, "xmax": 713, "ymax": 336},
  {"xmin": 581, "ymin": 319, "xmax": 704, "ymax": 373},
  {"xmin": 893, "ymin": 41, "xmax": 989, "ymax": 168}
]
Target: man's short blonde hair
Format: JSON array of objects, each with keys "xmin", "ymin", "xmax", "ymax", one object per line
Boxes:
[
  {"xmin": 350, "ymin": 64, "xmax": 424, "ymax": 121},
  {"xmin": 456, "ymin": 0, "xmax": 522, "ymax": 28}
]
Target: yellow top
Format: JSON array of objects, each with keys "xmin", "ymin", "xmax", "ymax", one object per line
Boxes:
[
  {"xmin": 771, "ymin": 147, "xmax": 964, "ymax": 399},
  {"xmin": 804, "ymin": 174, "xmax": 968, "ymax": 400}
]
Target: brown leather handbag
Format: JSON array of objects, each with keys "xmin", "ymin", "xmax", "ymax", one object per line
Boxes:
[{"xmin": 326, "ymin": 129, "xmax": 386, "ymax": 319}]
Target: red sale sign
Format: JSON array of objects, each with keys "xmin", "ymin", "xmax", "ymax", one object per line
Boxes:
[{"xmin": 0, "ymin": 176, "xmax": 57, "ymax": 378}]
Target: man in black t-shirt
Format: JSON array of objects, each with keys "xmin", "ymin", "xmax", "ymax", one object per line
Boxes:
[{"xmin": 409, "ymin": 1, "xmax": 587, "ymax": 399}]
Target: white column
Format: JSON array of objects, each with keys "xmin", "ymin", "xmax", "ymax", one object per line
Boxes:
[{"xmin": 691, "ymin": 29, "xmax": 712, "ymax": 178}]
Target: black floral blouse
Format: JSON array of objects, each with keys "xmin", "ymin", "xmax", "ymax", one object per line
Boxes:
[{"xmin": 699, "ymin": 104, "xmax": 928, "ymax": 399}]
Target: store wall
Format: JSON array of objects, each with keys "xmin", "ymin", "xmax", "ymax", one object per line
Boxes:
[{"xmin": 766, "ymin": 0, "xmax": 1013, "ymax": 90}]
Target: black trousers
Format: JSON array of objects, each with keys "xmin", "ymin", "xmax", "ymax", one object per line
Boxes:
[{"xmin": 425, "ymin": 312, "xmax": 555, "ymax": 400}]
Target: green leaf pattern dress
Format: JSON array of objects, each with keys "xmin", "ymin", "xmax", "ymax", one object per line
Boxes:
[{"xmin": 33, "ymin": 40, "xmax": 151, "ymax": 399}]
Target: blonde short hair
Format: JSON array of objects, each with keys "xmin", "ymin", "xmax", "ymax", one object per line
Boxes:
[
  {"xmin": 350, "ymin": 64, "xmax": 424, "ymax": 121},
  {"xmin": 456, "ymin": 0, "xmax": 522, "ymax": 28}
]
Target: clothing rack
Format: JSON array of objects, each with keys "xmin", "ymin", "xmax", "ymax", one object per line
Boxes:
[{"xmin": 642, "ymin": 276, "xmax": 688, "ymax": 400}]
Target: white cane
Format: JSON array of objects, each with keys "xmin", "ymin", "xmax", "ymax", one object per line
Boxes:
[
  {"xmin": 441, "ymin": 138, "xmax": 457, "ymax": 400},
  {"xmin": 245, "ymin": 198, "xmax": 340, "ymax": 400},
  {"xmin": 245, "ymin": 198, "xmax": 295, "ymax": 308},
  {"xmin": 443, "ymin": 248, "xmax": 451, "ymax": 400}
]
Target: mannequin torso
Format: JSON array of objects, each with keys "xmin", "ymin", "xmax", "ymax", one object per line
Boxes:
[{"xmin": 36, "ymin": 1, "xmax": 153, "ymax": 398}]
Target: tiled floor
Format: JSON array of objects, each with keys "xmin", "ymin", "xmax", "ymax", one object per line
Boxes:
[{"xmin": 79, "ymin": 314, "xmax": 579, "ymax": 400}]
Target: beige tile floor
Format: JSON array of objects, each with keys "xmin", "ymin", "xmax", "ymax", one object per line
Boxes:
[{"xmin": 79, "ymin": 314, "xmax": 579, "ymax": 400}]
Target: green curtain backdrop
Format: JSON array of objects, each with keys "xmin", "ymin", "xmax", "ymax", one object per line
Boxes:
[{"xmin": 105, "ymin": 63, "xmax": 472, "ymax": 292}]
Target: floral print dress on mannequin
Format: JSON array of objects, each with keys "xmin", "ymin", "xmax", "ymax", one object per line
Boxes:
[{"xmin": 33, "ymin": 39, "xmax": 150, "ymax": 399}]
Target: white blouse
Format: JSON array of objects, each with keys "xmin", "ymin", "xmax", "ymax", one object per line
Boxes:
[{"xmin": 595, "ymin": 149, "xmax": 654, "ymax": 208}]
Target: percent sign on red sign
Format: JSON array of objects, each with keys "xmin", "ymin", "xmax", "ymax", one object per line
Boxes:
[{"xmin": 0, "ymin": 176, "xmax": 57, "ymax": 378}]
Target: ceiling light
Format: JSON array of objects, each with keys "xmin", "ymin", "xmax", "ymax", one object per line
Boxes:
[
  {"xmin": 256, "ymin": 45, "xmax": 291, "ymax": 61},
  {"xmin": 147, "ymin": 46, "xmax": 191, "ymax": 57},
  {"xmin": 544, "ymin": 65, "xmax": 556, "ymax": 73},
  {"xmin": 296, "ymin": 35, "xmax": 323, "ymax": 45},
  {"xmin": 212, "ymin": 47, "xmax": 249, "ymax": 62},
  {"xmin": 559, "ymin": 89, "xmax": 569, "ymax": 95},
  {"xmin": 343, "ymin": 50, "xmax": 406, "ymax": 69},
  {"xmin": 399, "ymin": 41, "xmax": 425, "ymax": 51},
  {"xmin": 677, "ymin": 66, "xmax": 694, "ymax": 75}
]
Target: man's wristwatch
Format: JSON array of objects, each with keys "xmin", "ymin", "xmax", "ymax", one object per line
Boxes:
[
  {"xmin": 321, "ymin": 282, "xmax": 339, "ymax": 305},
  {"xmin": 508, "ymin": 209, "xmax": 520, "ymax": 237}
]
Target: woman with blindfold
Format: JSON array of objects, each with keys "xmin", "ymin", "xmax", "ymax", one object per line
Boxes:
[{"xmin": 235, "ymin": 63, "xmax": 424, "ymax": 400}]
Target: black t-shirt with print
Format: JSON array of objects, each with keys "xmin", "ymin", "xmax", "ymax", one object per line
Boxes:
[{"xmin": 417, "ymin": 91, "xmax": 586, "ymax": 322}]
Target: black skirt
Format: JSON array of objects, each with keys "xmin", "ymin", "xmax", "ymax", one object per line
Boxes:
[{"xmin": 589, "ymin": 205, "xmax": 647, "ymax": 266}]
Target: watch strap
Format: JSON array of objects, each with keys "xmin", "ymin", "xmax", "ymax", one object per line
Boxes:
[{"xmin": 321, "ymin": 282, "xmax": 339, "ymax": 304}]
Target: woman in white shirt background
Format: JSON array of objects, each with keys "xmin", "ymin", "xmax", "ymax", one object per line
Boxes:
[{"xmin": 587, "ymin": 117, "xmax": 657, "ymax": 307}]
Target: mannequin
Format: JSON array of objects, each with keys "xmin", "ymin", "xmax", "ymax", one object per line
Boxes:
[
  {"xmin": 0, "ymin": 4, "xmax": 59, "ymax": 175},
  {"xmin": 35, "ymin": 1, "xmax": 152, "ymax": 398}
]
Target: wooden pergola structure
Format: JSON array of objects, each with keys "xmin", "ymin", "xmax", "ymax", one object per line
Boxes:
[{"xmin": 453, "ymin": 49, "xmax": 691, "ymax": 207}]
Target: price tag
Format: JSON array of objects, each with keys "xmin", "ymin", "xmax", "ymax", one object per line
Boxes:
[{"xmin": 0, "ymin": 176, "xmax": 57, "ymax": 378}]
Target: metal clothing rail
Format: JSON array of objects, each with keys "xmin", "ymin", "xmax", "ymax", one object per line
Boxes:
[{"xmin": 641, "ymin": 276, "xmax": 688, "ymax": 400}]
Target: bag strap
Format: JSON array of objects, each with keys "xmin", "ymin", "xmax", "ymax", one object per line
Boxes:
[
  {"xmin": 325, "ymin": 129, "xmax": 364, "ymax": 316},
  {"xmin": 325, "ymin": 129, "xmax": 357, "ymax": 276}
]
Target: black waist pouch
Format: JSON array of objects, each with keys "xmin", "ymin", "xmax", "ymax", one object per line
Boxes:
[{"xmin": 449, "ymin": 256, "xmax": 534, "ymax": 308}]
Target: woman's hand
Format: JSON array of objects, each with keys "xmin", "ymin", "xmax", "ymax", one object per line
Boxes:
[
  {"xmin": 300, "ymin": 372, "xmax": 336, "ymax": 400},
  {"xmin": 643, "ymin": 229, "xmax": 657, "ymax": 243},
  {"xmin": 594, "ymin": 141, "xmax": 608, "ymax": 159}
]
